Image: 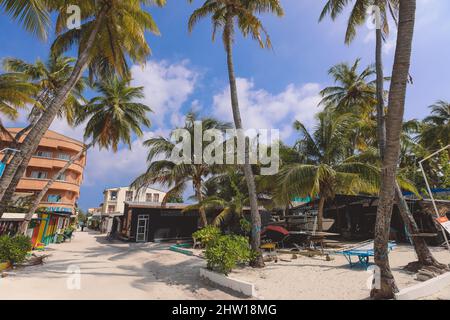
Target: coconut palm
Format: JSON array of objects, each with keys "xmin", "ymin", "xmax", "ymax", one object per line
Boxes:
[
  {"xmin": 0, "ymin": 0, "xmax": 165, "ymax": 204},
  {"xmin": 0, "ymin": 72, "xmax": 37, "ymax": 139},
  {"xmin": 0, "ymin": 0, "xmax": 51, "ymax": 40},
  {"xmin": 187, "ymin": 0, "xmax": 284, "ymax": 267},
  {"xmin": 131, "ymin": 113, "xmax": 232, "ymax": 227},
  {"xmin": 420, "ymin": 101, "xmax": 450, "ymax": 150},
  {"xmin": 277, "ymin": 111, "xmax": 380, "ymax": 232},
  {"xmin": 372, "ymin": 0, "xmax": 418, "ymax": 299},
  {"xmin": 320, "ymin": 0, "xmax": 399, "ymax": 156},
  {"xmin": 20, "ymin": 77, "xmax": 152, "ymax": 233},
  {"xmin": 184, "ymin": 171, "xmax": 247, "ymax": 228},
  {"xmin": 320, "ymin": 59, "xmax": 377, "ymax": 114},
  {"xmin": 0, "ymin": 56, "xmax": 87, "ymax": 216}
]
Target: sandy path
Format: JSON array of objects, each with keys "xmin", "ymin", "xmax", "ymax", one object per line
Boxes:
[
  {"xmin": 230, "ymin": 244, "xmax": 450, "ymax": 300},
  {"xmin": 0, "ymin": 230, "xmax": 238, "ymax": 300}
]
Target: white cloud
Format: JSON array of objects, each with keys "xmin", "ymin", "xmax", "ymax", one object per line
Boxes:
[
  {"xmin": 130, "ymin": 59, "xmax": 199, "ymax": 128},
  {"xmin": 212, "ymin": 78, "xmax": 322, "ymax": 140}
]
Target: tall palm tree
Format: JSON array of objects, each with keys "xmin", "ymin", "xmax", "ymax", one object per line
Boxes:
[
  {"xmin": 371, "ymin": 0, "xmax": 417, "ymax": 300},
  {"xmin": 0, "ymin": 0, "xmax": 50, "ymax": 40},
  {"xmin": 321, "ymin": 2, "xmax": 444, "ymax": 278},
  {"xmin": 320, "ymin": 59, "xmax": 377, "ymax": 114},
  {"xmin": 277, "ymin": 111, "xmax": 380, "ymax": 232},
  {"xmin": 131, "ymin": 113, "xmax": 232, "ymax": 227},
  {"xmin": 320, "ymin": 0, "xmax": 399, "ymax": 156},
  {"xmin": 0, "ymin": 56, "xmax": 87, "ymax": 216},
  {"xmin": 187, "ymin": 0, "xmax": 284, "ymax": 267},
  {"xmin": 20, "ymin": 77, "xmax": 152, "ymax": 233},
  {"xmin": 0, "ymin": 0, "xmax": 165, "ymax": 204}
]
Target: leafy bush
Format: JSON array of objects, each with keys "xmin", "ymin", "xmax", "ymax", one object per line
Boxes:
[
  {"xmin": 205, "ymin": 234, "xmax": 252, "ymax": 275},
  {"xmin": 0, "ymin": 235, "xmax": 32, "ymax": 265},
  {"xmin": 192, "ymin": 225, "xmax": 221, "ymax": 247}
]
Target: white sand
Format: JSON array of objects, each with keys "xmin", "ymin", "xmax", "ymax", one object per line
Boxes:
[
  {"xmin": 229, "ymin": 245, "xmax": 450, "ymax": 300},
  {"xmin": 0, "ymin": 230, "xmax": 237, "ymax": 300},
  {"xmin": 1, "ymin": 231, "xmax": 450, "ymax": 300}
]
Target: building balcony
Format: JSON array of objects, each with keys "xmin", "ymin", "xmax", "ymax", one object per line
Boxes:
[
  {"xmin": 28, "ymin": 156, "xmax": 84, "ymax": 174},
  {"xmin": 17, "ymin": 177, "xmax": 81, "ymax": 194}
]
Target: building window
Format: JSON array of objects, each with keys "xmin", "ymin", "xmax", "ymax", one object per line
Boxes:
[
  {"xmin": 30, "ymin": 171, "xmax": 47, "ymax": 179},
  {"xmin": 47, "ymin": 194, "xmax": 62, "ymax": 203},
  {"xmin": 153, "ymin": 193, "xmax": 160, "ymax": 203},
  {"xmin": 57, "ymin": 153, "xmax": 71, "ymax": 161},
  {"xmin": 35, "ymin": 150, "xmax": 52, "ymax": 158},
  {"xmin": 108, "ymin": 205, "xmax": 116, "ymax": 213},
  {"xmin": 125, "ymin": 191, "xmax": 133, "ymax": 201},
  {"xmin": 146, "ymin": 193, "xmax": 152, "ymax": 202},
  {"xmin": 55, "ymin": 173, "xmax": 66, "ymax": 181},
  {"xmin": 110, "ymin": 191, "xmax": 118, "ymax": 200}
]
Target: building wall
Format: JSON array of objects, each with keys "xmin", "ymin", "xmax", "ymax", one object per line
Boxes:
[
  {"xmin": 0, "ymin": 128, "xmax": 86, "ymax": 214},
  {"xmin": 102, "ymin": 187, "xmax": 166, "ymax": 214}
]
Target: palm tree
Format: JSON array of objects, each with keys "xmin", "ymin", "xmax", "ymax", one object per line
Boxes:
[
  {"xmin": 184, "ymin": 171, "xmax": 247, "ymax": 229},
  {"xmin": 187, "ymin": 0, "xmax": 284, "ymax": 267},
  {"xmin": 420, "ymin": 101, "xmax": 450, "ymax": 150},
  {"xmin": 277, "ymin": 111, "xmax": 380, "ymax": 232},
  {"xmin": 0, "ymin": 72, "xmax": 37, "ymax": 139},
  {"xmin": 0, "ymin": 0, "xmax": 50, "ymax": 40},
  {"xmin": 0, "ymin": 56, "xmax": 87, "ymax": 216},
  {"xmin": 0, "ymin": 0, "xmax": 165, "ymax": 204},
  {"xmin": 131, "ymin": 113, "xmax": 232, "ymax": 227},
  {"xmin": 320, "ymin": 59, "xmax": 377, "ymax": 114},
  {"xmin": 320, "ymin": 0, "xmax": 399, "ymax": 156},
  {"xmin": 19, "ymin": 77, "xmax": 152, "ymax": 233},
  {"xmin": 371, "ymin": 0, "xmax": 417, "ymax": 300}
]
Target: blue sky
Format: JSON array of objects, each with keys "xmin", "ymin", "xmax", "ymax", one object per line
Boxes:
[{"xmin": 2, "ymin": 0, "xmax": 450, "ymax": 210}]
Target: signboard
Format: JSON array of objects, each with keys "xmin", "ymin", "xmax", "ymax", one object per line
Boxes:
[
  {"xmin": 0, "ymin": 162, "xmax": 4, "ymax": 177},
  {"xmin": 436, "ymin": 216, "xmax": 450, "ymax": 234}
]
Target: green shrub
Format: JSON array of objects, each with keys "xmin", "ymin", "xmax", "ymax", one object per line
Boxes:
[
  {"xmin": 192, "ymin": 225, "xmax": 221, "ymax": 247},
  {"xmin": 0, "ymin": 235, "xmax": 32, "ymax": 265},
  {"xmin": 205, "ymin": 234, "xmax": 252, "ymax": 275}
]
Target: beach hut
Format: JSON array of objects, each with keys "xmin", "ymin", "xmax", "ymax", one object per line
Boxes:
[{"xmin": 118, "ymin": 202, "xmax": 199, "ymax": 242}]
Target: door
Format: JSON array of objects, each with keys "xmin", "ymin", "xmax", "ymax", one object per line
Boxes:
[{"xmin": 136, "ymin": 215, "xmax": 149, "ymax": 242}]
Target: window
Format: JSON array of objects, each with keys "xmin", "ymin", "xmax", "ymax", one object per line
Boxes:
[
  {"xmin": 55, "ymin": 173, "xmax": 66, "ymax": 181},
  {"xmin": 146, "ymin": 193, "xmax": 152, "ymax": 202},
  {"xmin": 125, "ymin": 191, "xmax": 133, "ymax": 201},
  {"xmin": 57, "ymin": 153, "xmax": 71, "ymax": 161},
  {"xmin": 30, "ymin": 171, "xmax": 47, "ymax": 179},
  {"xmin": 110, "ymin": 191, "xmax": 118, "ymax": 200},
  {"xmin": 153, "ymin": 193, "xmax": 160, "ymax": 203},
  {"xmin": 47, "ymin": 194, "xmax": 62, "ymax": 203},
  {"xmin": 107, "ymin": 205, "xmax": 116, "ymax": 213},
  {"xmin": 35, "ymin": 150, "xmax": 52, "ymax": 158}
]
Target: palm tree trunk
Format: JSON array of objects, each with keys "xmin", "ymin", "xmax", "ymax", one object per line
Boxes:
[
  {"xmin": 317, "ymin": 196, "xmax": 325, "ymax": 232},
  {"xmin": 395, "ymin": 183, "xmax": 448, "ymax": 268},
  {"xmin": 224, "ymin": 14, "xmax": 264, "ymax": 268},
  {"xmin": 0, "ymin": 8, "xmax": 107, "ymax": 213},
  {"xmin": 374, "ymin": 3, "xmax": 444, "ymax": 271},
  {"xmin": 0, "ymin": 107, "xmax": 45, "ymax": 215},
  {"xmin": 371, "ymin": 0, "xmax": 416, "ymax": 300},
  {"xmin": 194, "ymin": 177, "xmax": 208, "ymax": 227},
  {"xmin": 18, "ymin": 143, "xmax": 91, "ymax": 234},
  {"xmin": 375, "ymin": 27, "xmax": 386, "ymax": 160}
]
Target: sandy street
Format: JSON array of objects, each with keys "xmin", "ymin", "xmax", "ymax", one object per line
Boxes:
[
  {"xmin": 0, "ymin": 230, "xmax": 238, "ymax": 300},
  {"xmin": 1, "ymin": 230, "xmax": 450, "ymax": 300}
]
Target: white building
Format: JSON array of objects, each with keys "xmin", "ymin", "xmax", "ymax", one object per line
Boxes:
[{"xmin": 100, "ymin": 186, "xmax": 166, "ymax": 233}]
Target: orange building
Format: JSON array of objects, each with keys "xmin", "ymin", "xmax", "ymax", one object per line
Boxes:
[{"xmin": 0, "ymin": 128, "xmax": 86, "ymax": 245}]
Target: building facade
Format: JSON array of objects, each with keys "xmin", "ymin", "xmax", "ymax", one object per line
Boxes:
[
  {"xmin": 100, "ymin": 186, "xmax": 166, "ymax": 233},
  {"xmin": 0, "ymin": 128, "xmax": 86, "ymax": 245}
]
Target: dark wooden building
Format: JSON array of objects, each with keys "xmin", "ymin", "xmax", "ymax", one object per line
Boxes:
[
  {"xmin": 290, "ymin": 195, "xmax": 450, "ymax": 245},
  {"xmin": 117, "ymin": 202, "xmax": 199, "ymax": 242}
]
